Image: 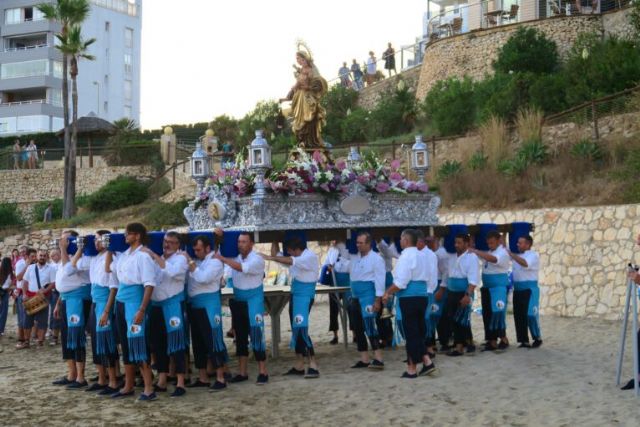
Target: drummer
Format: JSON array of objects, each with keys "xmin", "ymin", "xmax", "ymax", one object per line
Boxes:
[{"xmin": 22, "ymin": 249, "xmax": 56, "ymax": 347}]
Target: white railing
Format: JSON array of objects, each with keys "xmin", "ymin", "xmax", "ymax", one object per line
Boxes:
[
  {"xmin": 0, "ymin": 99, "xmax": 46, "ymax": 107},
  {"xmin": 3, "ymin": 44, "xmax": 49, "ymax": 53}
]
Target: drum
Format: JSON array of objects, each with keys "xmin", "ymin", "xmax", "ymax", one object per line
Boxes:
[{"xmin": 23, "ymin": 294, "xmax": 49, "ymax": 316}]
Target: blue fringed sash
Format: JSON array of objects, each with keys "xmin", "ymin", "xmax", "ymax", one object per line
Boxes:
[
  {"xmin": 448, "ymin": 278, "xmax": 472, "ymax": 327},
  {"xmin": 116, "ymin": 284, "xmax": 147, "ymax": 363},
  {"xmin": 351, "ymin": 280, "xmax": 378, "ymax": 338},
  {"xmin": 61, "ymin": 285, "xmax": 91, "ymax": 350},
  {"xmin": 151, "ymin": 293, "xmax": 186, "ymax": 355},
  {"xmin": 483, "ymin": 273, "xmax": 508, "ymax": 331},
  {"xmin": 91, "ymin": 284, "xmax": 116, "ymax": 356},
  {"xmin": 393, "ymin": 280, "xmax": 428, "ymax": 346},
  {"xmin": 335, "ymin": 272, "xmax": 351, "ymax": 300},
  {"xmin": 190, "ymin": 291, "xmax": 227, "ymax": 355},
  {"xmin": 233, "ymin": 285, "xmax": 266, "ymax": 353},
  {"xmin": 290, "ymin": 280, "xmax": 316, "ymax": 349}
]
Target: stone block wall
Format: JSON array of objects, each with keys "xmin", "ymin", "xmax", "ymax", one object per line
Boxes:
[{"xmin": 355, "ymin": 66, "xmax": 421, "ymax": 111}]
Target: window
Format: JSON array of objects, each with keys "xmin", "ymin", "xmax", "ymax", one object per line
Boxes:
[
  {"xmin": 53, "ymin": 61, "xmax": 63, "ymax": 78},
  {"xmin": 1, "ymin": 60, "xmax": 49, "ymax": 79},
  {"xmin": 17, "ymin": 115, "xmax": 49, "ymax": 132},
  {"xmin": 5, "ymin": 8, "xmax": 21, "ymax": 25},
  {"xmin": 124, "ymin": 80, "xmax": 132, "ymax": 101},
  {"xmin": 49, "ymin": 89, "xmax": 62, "ymax": 107},
  {"xmin": 123, "ymin": 105, "xmax": 131, "ymax": 118},
  {"xmin": 124, "ymin": 28, "xmax": 133, "ymax": 48},
  {"xmin": 105, "ymin": 21, "xmax": 110, "ymax": 31},
  {"xmin": 124, "ymin": 53, "xmax": 132, "ymax": 75},
  {"xmin": 0, "ymin": 121, "xmax": 8, "ymax": 133},
  {"xmin": 32, "ymin": 8, "xmax": 45, "ymax": 21}
]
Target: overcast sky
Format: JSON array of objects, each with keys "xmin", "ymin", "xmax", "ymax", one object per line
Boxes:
[{"xmin": 139, "ymin": 0, "xmax": 428, "ymax": 130}]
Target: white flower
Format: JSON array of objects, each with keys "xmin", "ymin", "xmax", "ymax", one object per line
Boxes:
[{"xmin": 325, "ymin": 171, "xmax": 334, "ymax": 181}]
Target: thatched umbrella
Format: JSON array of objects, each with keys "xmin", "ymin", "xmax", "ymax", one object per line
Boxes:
[{"xmin": 56, "ymin": 112, "xmax": 117, "ymax": 167}]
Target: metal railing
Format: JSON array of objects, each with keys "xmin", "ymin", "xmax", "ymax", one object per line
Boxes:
[
  {"xmin": 3, "ymin": 43, "xmax": 49, "ymax": 53},
  {"xmin": 0, "ymin": 99, "xmax": 47, "ymax": 107}
]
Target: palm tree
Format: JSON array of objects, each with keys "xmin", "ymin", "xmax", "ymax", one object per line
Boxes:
[
  {"xmin": 56, "ymin": 26, "xmax": 96, "ymax": 214},
  {"xmin": 37, "ymin": 0, "xmax": 90, "ymax": 218}
]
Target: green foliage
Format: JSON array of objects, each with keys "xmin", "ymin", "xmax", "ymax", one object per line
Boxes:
[
  {"xmin": 518, "ymin": 138, "xmax": 548, "ymax": 165},
  {"xmin": 370, "ymin": 87, "xmax": 418, "ymax": 138},
  {"xmin": 272, "ymin": 134, "xmax": 296, "ymax": 153},
  {"xmin": 238, "ymin": 100, "xmax": 281, "ymax": 146},
  {"xmin": 86, "ymin": 176, "xmax": 149, "ymax": 212},
  {"xmin": 0, "ymin": 203, "xmax": 23, "ymax": 227},
  {"xmin": 143, "ymin": 200, "xmax": 189, "ymax": 229},
  {"xmin": 323, "ymin": 85, "xmax": 359, "ymax": 141},
  {"xmin": 423, "ymin": 77, "xmax": 476, "ymax": 136},
  {"xmin": 0, "ymin": 132, "xmax": 59, "ymax": 149},
  {"xmin": 467, "ymin": 150, "xmax": 488, "ymax": 171},
  {"xmin": 209, "ymin": 114, "xmax": 239, "ymax": 144},
  {"xmin": 474, "ymin": 73, "xmax": 522, "ymax": 122},
  {"xmin": 570, "ymin": 139, "xmax": 604, "ymax": 161},
  {"xmin": 340, "ymin": 108, "xmax": 371, "ymax": 143},
  {"xmin": 32, "ymin": 196, "xmax": 90, "ymax": 222},
  {"xmin": 629, "ymin": 0, "xmax": 640, "ymax": 40},
  {"xmin": 498, "ymin": 155, "xmax": 529, "ymax": 176},
  {"xmin": 148, "ymin": 178, "xmax": 172, "ymax": 199},
  {"xmin": 528, "ymin": 73, "xmax": 568, "ymax": 114},
  {"xmin": 493, "ymin": 27, "xmax": 559, "ymax": 75},
  {"xmin": 437, "ymin": 160, "xmax": 463, "ymax": 181}
]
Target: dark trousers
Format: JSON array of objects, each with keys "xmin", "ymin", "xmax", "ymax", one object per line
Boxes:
[
  {"xmin": 513, "ymin": 290, "xmax": 537, "ymax": 343},
  {"xmin": 329, "ymin": 293, "xmax": 340, "ymax": 332},
  {"xmin": 150, "ymin": 305, "xmax": 186, "ymax": 374},
  {"xmin": 446, "ymin": 291, "xmax": 473, "ymax": 346},
  {"xmin": 229, "ymin": 299, "xmax": 266, "ymax": 362},
  {"xmin": 351, "ymin": 299, "xmax": 379, "ymax": 353},
  {"xmin": 289, "ymin": 297, "xmax": 315, "ymax": 356},
  {"xmin": 399, "ymin": 296, "xmax": 428, "ymax": 364},
  {"xmin": 481, "ymin": 287, "xmax": 506, "ymax": 341},
  {"xmin": 188, "ymin": 305, "xmax": 225, "ymax": 369},
  {"xmin": 90, "ymin": 303, "xmax": 119, "ymax": 368},
  {"xmin": 49, "ymin": 291, "xmax": 61, "ymax": 330},
  {"xmin": 115, "ymin": 301, "xmax": 150, "ymax": 365},
  {"xmin": 60, "ymin": 299, "xmax": 91, "ymax": 363}
]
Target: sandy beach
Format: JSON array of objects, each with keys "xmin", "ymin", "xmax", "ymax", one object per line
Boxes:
[{"xmin": 1, "ymin": 295, "xmax": 639, "ymax": 427}]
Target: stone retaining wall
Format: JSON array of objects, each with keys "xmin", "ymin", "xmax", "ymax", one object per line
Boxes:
[{"xmin": 355, "ymin": 66, "xmax": 421, "ymax": 111}]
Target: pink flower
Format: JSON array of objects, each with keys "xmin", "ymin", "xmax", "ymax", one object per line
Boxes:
[
  {"xmin": 320, "ymin": 183, "xmax": 330, "ymax": 192},
  {"xmin": 312, "ymin": 150, "xmax": 324, "ymax": 164},
  {"xmin": 416, "ymin": 182, "xmax": 429, "ymax": 192},
  {"xmin": 336, "ymin": 160, "xmax": 346, "ymax": 171},
  {"xmin": 390, "ymin": 159, "xmax": 401, "ymax": 171},
  {"xmin": 375, "ymin": 182, "xmax": 390, "ymax": 193},
  {"xmin": 389, "ymin": 172, "xmax": 403, "ymax": 184},
  {"xmin": 357, "ymin": 175, "xmax": 369, "ymax": 185}
]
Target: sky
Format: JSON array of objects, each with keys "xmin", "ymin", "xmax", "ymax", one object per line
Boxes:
[{"xmin": 139, "ymin": 0, "xmax": 428, "ymax": 130}]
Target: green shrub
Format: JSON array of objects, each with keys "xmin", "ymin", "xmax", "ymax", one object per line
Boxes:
[
  {"xmin": 493, "ymin": 27, "xmax": 559, "ymax": 75},
  {"xmin": 340, "ymin": 108, "xmax": 370, "ymax": 143},
  {"xmin": 475, "ymin": 73, "xmax": 531, "ymax": 122},
  {"xmin": 468, "ymin": 150, "xmax": 488, "ymax": 171},
  {"xmin": 143, "ymin": 200, "xmax": 189, "ymax": 229},
  {"xmin": 86, "ymin": 176, "xmax": 149, "ymax": 212},
  {"xmin": 323, "ymin": 85, "xmax": 359, "ymax": 142},
  {"xmin": 570, "ymin": 139, "xmax": 604, "ymax": 161},
  {"xmin": 498, "ymin": 155, "xmax": 529, "ymax": 176},
  {"xmin": 423, "ymin": 77, "xmax": 476, "ymax": 136},
  {"xmin": 529, "ymin": 73, "xmax": 568, "ymax": 114},
  {"xmin": 148, "ymin": 178, "xmax": 172, "ymax": 199},
  {"xmin": 0, "ymin": 203, "xmax": 23, "ymax": 227},
  {"xmin": 33, "ymin": 199, "xmax": 63, "ymax": 222},
  {"xmin": 518, "ymin": 139, "xmax": 548, "ymax": 165},
  {"xmin": 437, "ymin": 160, "xmax": 463, "ymax": 181}
]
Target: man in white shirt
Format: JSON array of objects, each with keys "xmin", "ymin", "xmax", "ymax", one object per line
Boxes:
[
  {"xmin": 262, "ymin": 237, "xmax": 320, "ymax": 378},
  {"xmin": 184, "ymin": 234, "xmax": 229, "ymax": 392},
  {"xmin": 349, "ymin": 232, "xmax": 386, "ymax": 369},
  {"xmin": 322, "ymin": 240, "xmax": 351, "ymax": 344},
  {"xmin": 22, "ymin": 249, "xmax": 56, "ymax": 346},
  {"xmin": 71, "ymin": 230, "xmax": 120, "ymax": 395},
  {"xmin": 14, "ymin": 246, "xmax": 30, "ymax": 349},
  {"xmin": 48, "ymin": 248, "xmax": 62, "ymax": 346},
  {"xmin": 439, "ymin": 233, "xmax": 479, "ymax": 357},
  {"xmin": 508, "ymin": 234, "xmax": 542, "ymax": 349},
  {"xmin": 366, "ymin": 51, "xmax": 377, "ymax": 86},
  {"xmin": 382, "ymin": 229, "xmax": 437, "ymax": 378},
  {"xmin": 215, "ymin": 231, "xmax": 269, "ymax": 385},
  {"xmin": 376, "ymin": 238, "xmax": 400, "ymax": 347},
  {"xmin": 416, "ymin": 232, "xmax": 439, "ymax": 358},
  {"xmin": 471, "ymin": 230, "xmax": 511, "ymax": 352},
  {"xmin": 427, "ymin": 237, "xmax": 453, "ymax": 352}
]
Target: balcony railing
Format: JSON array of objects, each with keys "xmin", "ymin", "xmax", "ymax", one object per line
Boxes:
[
  {"xmin": 3, "ymin": 44, "xmax": 49, "ymax": 53},
  {"xmin": 0, "ymin": 99, "xmax": 46, "ymax": 107}
]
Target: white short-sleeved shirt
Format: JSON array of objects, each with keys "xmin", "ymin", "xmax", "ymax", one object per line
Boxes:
[
  {"xmin": 153, "ymin": 253, "xmax": 189, "ymax": 301},
  {"xmin": 435, "ymin": 246, "xmax": 451, "ymax": 283},
  {"xmin": 24, "ymin": 263, "xmax": 56, "ymax": 293},
  {"xmin": 3, "ymin": 275, "xmax": 12, "ymax": 289},
  {"xmin": 512, "ymin": 250, "xmax": 540, "ymax": 282},
  {"xmin": 56, "ymin": 261, "xmax": 90, "ymax": 293},
  {"xmin": 349, "ymin": 250, "xmax": 386, "ymax": 296},
  {"xmin": 75, "ymin": 252, "xmax": 118, "ymax": 289},
  {"xmin": 419, "ymin": 247, "xmax": 440, "ymax": 294},
  {"xmin": 290, "ymin": 249, "xmax": 319, "ymax": 283},
  {"xmin": 15, "ymin": 258, "xmax": 27, "ymax": 289},
  {"xmin": 377, "ymin": 240, "xmax": 400, "ymax": 272},
  {"xmin": 324, "ymin": 243, "xmax": 350, "ymax": 273},
  {"xmin": 114, "ymin": 246, "xmax": 157, "ymax": 288},
  {"xmin": 445, "ymin": 250, "xmax": 480, "ymax": 287},
  {"xmin": 188, "ymin": 253, "xmax": 223, "ymax": 298},
  {"xmin": 483, "ymin": 246, "xmax": 511, "ymax": 275},
  {"xmin": 393, "ymin": 247, "xmax": 431, "ymax": 290},
  {"xmin": 231, "ymin": 250, "xmax": 265, "ymax": 290}
]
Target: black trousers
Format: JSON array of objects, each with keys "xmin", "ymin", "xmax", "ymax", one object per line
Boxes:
[
  {"xmin": 481, "ymin": 287, "xmax": 506, "ymax": 341},
  {"xmin": 150, "ymin": 305, "xmax": 186, "ymax": 374},
  {"xmin": 436, "ymin": 293, "xmax": 452, "ymax": 347},
  {"xmin": 288, "ymin": 297, "xmax": 315, "ymax": 357},
  {"xmin": 115, "ymin": 301, "xmax": 150, "ymax": 365},
  {"xmin": 351, "ymin": 299, "xmax": 379, "ymax": 352},
  {"xmin": 229, "ymin": 299, "xmax": 266, "ymax": 362},
  {"xmin": 399, "ymin": 296, "xmax": 427, "ymax": 364},
  {"xmin": 60, "ymin": 299, "xmax": 91, "ymax": 363},
  {"xmin": 188, "ymin": 305, "xmax": 226, "ymax": 370},
  {"xmin": 90, "ymin": 303, "xmax": 119, "ymax": 368},
  {"xmin": 513, "ymin": 289, "xmax": 538, "ymax": 343},
  {"xmin": 446, "ymin": 291, "xmax": 473, "ymax": 346},
  {"xmin": 329, "ymin": 293, "xmax": 340, "ymax": 332}
]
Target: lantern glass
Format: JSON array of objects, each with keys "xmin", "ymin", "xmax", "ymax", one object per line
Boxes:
[
  {"xmin": 193, "ymin": 159, "xmax": 204, "ymax": 176},
  {"xmin": 252, "ymin": 148, "xmax": 264, "ymax": 167}
]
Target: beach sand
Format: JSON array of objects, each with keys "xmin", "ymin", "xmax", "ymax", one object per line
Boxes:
[{"xmin": 1, "ymin": 295, "xmax": 639, "ymax": 426}]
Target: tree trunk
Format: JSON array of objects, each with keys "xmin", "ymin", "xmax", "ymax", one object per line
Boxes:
[
  {"xmin": 62, "ymin": 53, "xmax": 73, "ymax": 218},
  {"xmin": 68, "ymin": 58, "xmax": 79, "ymax": 218}
]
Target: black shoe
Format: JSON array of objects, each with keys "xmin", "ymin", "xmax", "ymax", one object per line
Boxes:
[
  {"xmin": 351, "ymin": 361, "xmax": 370, "ymax": 369},
  {"xmin": 532, "ymin": 339, "xmax": 543, "ymax": 348},
  {"xmin": 621, "ymin": 379, "xmax": 638, "ymax": 390},
  {"xmin": 89, "ymin": 375, "xmax": 99, "ymax": 382},
  {"xmin": 466, "ymin": 344, "xmax": 476, "ymax": 355},
  {"xmin": 304, "ymin": 368, "xmax": 319, "ymax": 379},
  {"xmin": 52, "ymin": 377, "xmax": 74, "ymax": 386},
  {"xmin": 518, "ymin": 342, "xmax": 531, "ymax": 348},
  {"xmin": 185, "ymin": 380, "xmax": 210, "ymax": 388},
  {"xmin": 66, "ymin": 380, "xmax": 88, "ymax": 390},
  {"xmin": 401, "ymin": 372, "xmax": 417, "ymax": 379},
  {"xmin": 98, "ymin": 386, "xmax": 119, "ymax": 396},
  {"xmin": 153, "ymin": 384, "xmax": 167, "ymax": 392},
  {"xmin": 481, "ymin": 344, "xmax": 499, "ymax": 352},
  {"xmin": 137, "ymin": 392, "xmax": 157, "ymax": 402},
  {"xmin": 497, "ymin": 341, "xmax": 509, "ymax": 351},
  {"xmin": 368, "ymin": 359, "xmax": 385, "ymax": 370},
  {"xmin": 329, "ymin": 337, "xmax": 338, "ymax": 345},
  {"xmin": 439, "ymin": 345, "xmax": 452, "ymax": 353},
  {"xmin": 85, "ymin": 383, "xmax": 106, "ymax": 392},
  {"xmin": 228, "ymin": 374, "xmax": 249, "ymax": 384},
  {"xmin": 256, "ymin": 374, "xmax": 269, "ymax": 385},
  {"xmin": 110, "ymin": 390, "xmax": 135, "ymax": 399},
  {"xmin": 283, "ymin": 367, "xmax": 305, "ymax": 376},
  {"xmin": 419, "ymin": 363, "xmax": 437, "ymax": 377},
  {"xmin": 170, "ymin": 387, "xmax": 186, "ymax": 397},
  {"xmin": 446, "ymin": 350, "xmax": 464, "ymax": 357},
  {"xmin": 209, "ymin": 381, "xmax": 227, "ymax": 392}
]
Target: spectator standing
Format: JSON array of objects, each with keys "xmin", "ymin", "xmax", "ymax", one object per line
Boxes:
[
  {"xmin": 0, "ymin": 257, "xmax": 14, "ymax": 353},
  {"xmin": 26, "ymin": 140, "xmax": 38, "ymax": 169},
  {"xmin": 13, "ymin": 139, "xmax": 22, "ymax": 170},
  {"xmin": 350, "ymin": 59, "xmax": 364, "ymax": 91},
  {"xmin": 338, "ymin": 62, "xmax": 351, "ymax": 88},
  {"xmin": 383, "ymin": 43, "xmax": 397, "ymax": 77},
  {"xmin": 366, "ymin": 51, "xmax": 377, "ymax": 87},
  {"xmin": 43, "ymin": 203, "xmax": 53, "ymax": 223}
]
